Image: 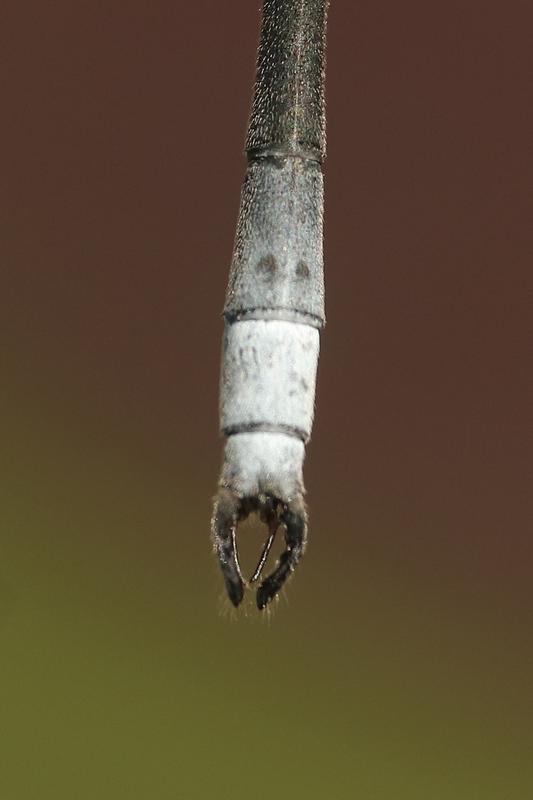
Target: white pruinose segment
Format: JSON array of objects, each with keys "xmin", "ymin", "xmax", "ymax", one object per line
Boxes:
[
  {"xmin": 220, "ymin": 319, "xmax": 320, "ymax": 442},
  {"xmin": 220, "ymin": 432, "xmax": 305, "ymax": 502}
]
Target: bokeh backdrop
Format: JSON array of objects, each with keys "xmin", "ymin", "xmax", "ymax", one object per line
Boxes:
[{"xmin": 2, "ymin": 1, "xmax": 532, "ymax": 797}]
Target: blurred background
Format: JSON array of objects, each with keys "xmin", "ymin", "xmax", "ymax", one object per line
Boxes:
[{"xmin": 1, "ymin": 1, "xmax": 532, "ymax": 797}]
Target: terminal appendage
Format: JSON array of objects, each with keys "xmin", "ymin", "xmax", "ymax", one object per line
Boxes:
[{"xmin": 212, "ymin": 486, "xmax": 307, "ymax": 610}]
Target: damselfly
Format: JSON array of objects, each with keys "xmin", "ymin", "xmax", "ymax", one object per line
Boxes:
[{"xmin": 212, "ymin": 0, "xmax": 329, "ymax": 610}]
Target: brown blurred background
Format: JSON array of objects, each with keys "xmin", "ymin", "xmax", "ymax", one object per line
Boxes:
[{"xmin": 1, "ymin": 2, "xmax": 532, "ymax": 798}]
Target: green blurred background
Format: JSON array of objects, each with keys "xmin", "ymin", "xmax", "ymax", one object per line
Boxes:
[{"xmin": 2, "ymin": 2, "xmax": 531, "ymax": 797}]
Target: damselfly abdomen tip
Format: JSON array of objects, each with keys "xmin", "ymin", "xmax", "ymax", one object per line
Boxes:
[{"xmin": 212, "ymin": 0, "xmax": 329, "ymax": 610}]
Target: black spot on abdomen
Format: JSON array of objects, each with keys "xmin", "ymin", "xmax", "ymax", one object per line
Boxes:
[
  {"xmin": 256, "ymin": 254, "xmax": 277, "ymax": 275},
  {"xmin": 295, "ymin": 260, "xmax": 310, "ymax": 278}
]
